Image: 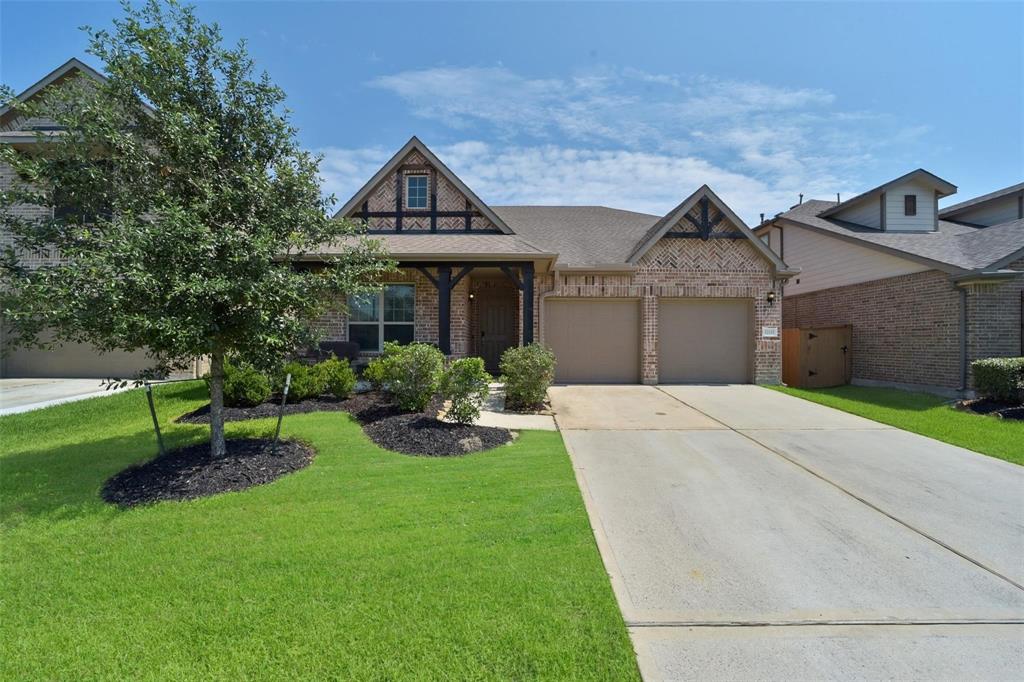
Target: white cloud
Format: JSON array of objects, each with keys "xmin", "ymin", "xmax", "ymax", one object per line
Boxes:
[
  {"xmin": 326, "ymin": 65, "xmax": 929, "ymax": 223},
  {"xmin": 318, "ymin": 141, "xmax": 838, "ymax": 224}
]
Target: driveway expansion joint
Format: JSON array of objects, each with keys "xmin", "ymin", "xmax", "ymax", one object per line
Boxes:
[
  {"xmin": 652, "ymin": 385, "xmax": 1024, "ymax": 594},
  {"xmin": 627, "ymin": 618, "xmax": 1024, "ymax": 628}
]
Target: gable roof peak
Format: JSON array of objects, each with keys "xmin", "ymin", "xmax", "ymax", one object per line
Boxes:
[
  {"xmin": 819, "ymin": 168, "xmax": 957, "ymax": 218},
  {"xmin": 333, "ymin": 136, "xmax": 513, "ymax": 234},
  {"xmin": 626, "ymin": 184, "xmax": 796, "ymax": 275},
  {"xmin": 1, "ymin": 57, "xmax": 107, "ymax": 119}
]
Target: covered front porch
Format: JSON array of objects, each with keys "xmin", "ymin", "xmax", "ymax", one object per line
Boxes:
[{"xmin": 405, "ymin": 260, "xmax": 536, "ymax": 372}]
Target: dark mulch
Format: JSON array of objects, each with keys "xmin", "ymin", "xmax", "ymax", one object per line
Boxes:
[
  {"xmin": 102, "ymin": 438, "xmax": 315, "ymax": 508},
  {"xmin": 956, "ymin": 398, "xmax": 1024, "ymax": 421},
  {"xmin": 175, "ymin": 391, "xmax": 506, "ymax": 457},
  {"xmin": 176, "ymin": 391, "xmax": 401, "ymax": 425},
  {"xmin": 363, "ymin": 414, "xmax": 513, "ymax": 456}
]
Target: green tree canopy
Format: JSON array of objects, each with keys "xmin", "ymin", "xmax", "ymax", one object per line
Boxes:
[{"xmin": 1, "ymin": 0, "xmax": 395, "ymax": 456}]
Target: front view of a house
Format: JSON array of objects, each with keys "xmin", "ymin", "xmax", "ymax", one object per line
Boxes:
[{"xmin": 316, "ymin": 137, "xmax": 797, "ymax": 384}]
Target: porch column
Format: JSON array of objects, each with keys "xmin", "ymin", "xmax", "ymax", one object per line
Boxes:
[
  {"xmin": 437, "ymin": 266, "xmax": 452, "ymax": 354},
  {"xmin": 522, "ymin": 261, "xmax": 535, "ymax": 345}
]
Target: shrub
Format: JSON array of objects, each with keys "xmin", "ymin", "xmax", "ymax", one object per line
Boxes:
[
  {"xmin": 441, "ymin": 357, "xmax": 492, "ymax": 424},
  {"xmin": 385, "ymin": 343, "xmax": 445, "ymax": 412},
  {"xmin": 211, "ymin": 358, "xmax": 271, "ymax": 407},
  {"xmin": 972, "ymin": 357, "xmax": 1024, "ymax": 403},
  {"xmin": 500, "ymin": 343, "xmax": 556, "ymax": 410},
  {"xmin": 362, "ymin": 341, "xmax": 404, "ymax": 388},
  {"xmin": 275, "ymin": 360, "xmax": 327, "ymax": 402},
  {"xmin": 317, "ymin": 355, "xmax": 357, "ymax": 400}
]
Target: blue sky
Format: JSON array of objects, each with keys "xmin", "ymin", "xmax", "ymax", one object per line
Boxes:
[{"xmin": 2, "ymin": 1, "xmax": 1022, "ymax": 223}]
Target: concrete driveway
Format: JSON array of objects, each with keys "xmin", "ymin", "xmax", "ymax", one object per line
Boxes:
[
  {"xmin": 0, "ymin": 378, "xmax": 123, "ymax": 416},
  {"xmin": 550, "ymin": 385, "xmax": 1024, "ymax": 681}
]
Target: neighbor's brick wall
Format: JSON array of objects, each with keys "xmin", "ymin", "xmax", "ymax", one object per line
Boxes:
[
  {"xmin": 530, "ymin": 238, "xmax": 782, "ymax": 384},
  {"xmin": 964, "ymin": 257, "xmax": 1024, "ymax": 375},
  {"xmin": 0, "ymin": 161, "xmax": 61, "ymax": 269},
  {"xmin": 782, "ymin": 269, "xmax": 962, "ymax": 389}
]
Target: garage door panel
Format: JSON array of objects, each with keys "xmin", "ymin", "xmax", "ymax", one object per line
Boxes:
[
  {"xmin": 659, "ymin": 299, "xmax": 751, "ymax": 384},
  {"xmin": 545, "ymin": 299, "xmax": 640, "ymax": 383},
  {"xmin": 2, "ymin": 340, "xmax": 153, "ymax": 379}
]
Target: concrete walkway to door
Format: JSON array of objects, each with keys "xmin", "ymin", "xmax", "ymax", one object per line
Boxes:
[{"xmin": 549, "ymin": 385, "xmax": 1024, "ymax": 681}]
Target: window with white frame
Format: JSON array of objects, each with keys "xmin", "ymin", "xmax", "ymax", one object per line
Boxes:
[
  {"xmin": 405, "ymin": 174, "xmax": 428, "ymax": 209},
  {"xmin": 347, "ymin": 284, "xmax": 415, "ymax": 351}
]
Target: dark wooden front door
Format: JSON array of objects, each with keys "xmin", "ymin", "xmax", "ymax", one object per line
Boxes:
[{"xmin": 477, "ymin": 286, "xmax": 516, "ymax": 372}]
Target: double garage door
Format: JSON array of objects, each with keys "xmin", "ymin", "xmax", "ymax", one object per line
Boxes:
[{"xmin": 544, "ymin": 297, "xmax": 752, "ymax": 384}]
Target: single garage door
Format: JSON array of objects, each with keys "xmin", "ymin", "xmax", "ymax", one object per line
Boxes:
[
  {"xmin": 544, "ymin": 298, "xmax": 640, "ymax": 383},
  {"xmin": 658, "ymin": 298, "xmax": 752, "ymax": 383}
]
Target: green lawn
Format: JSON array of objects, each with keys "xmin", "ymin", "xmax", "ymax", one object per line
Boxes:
[
  {"xmin": 769, "ymin": 384, "xmax": 1024, "ymax": 466},
  {"xmin": 0, "ymin": 382, "xmax": 638, "ymax": 680}
]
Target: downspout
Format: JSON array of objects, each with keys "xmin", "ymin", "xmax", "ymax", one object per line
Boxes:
[{"xmin": 959, "ymin": 286, "xmax": 968, "ymax": 393}]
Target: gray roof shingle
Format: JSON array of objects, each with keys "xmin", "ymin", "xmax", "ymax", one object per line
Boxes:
[
  {"xmin": 777, "ymin": 199, "xmax": 1024, "ymax": 272},
  {"xmin": 939, "ymin": 182, "xmax": 1024, "ymax": 218},
  {"xmin": 493, "ymin": 205, "xmax": 659, "ymax": 267}
]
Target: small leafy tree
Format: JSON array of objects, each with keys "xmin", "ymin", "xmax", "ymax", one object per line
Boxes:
[{"xmin": 0, "ymin": 0, "xmax": 395, "ymax": 456}]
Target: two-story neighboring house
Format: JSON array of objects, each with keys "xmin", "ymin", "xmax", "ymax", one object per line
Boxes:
[
  {"xmin": 0, "ymin": 59, "xmax": 183, "ymax": 379},
  {"xmin": 756, "ymin": 170, "xmax": 1024, "ymax": 396}
]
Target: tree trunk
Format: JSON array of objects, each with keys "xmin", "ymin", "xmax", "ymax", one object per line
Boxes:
[{"xmin": 209, "ymin": 349, "xmax": 227, "ymax": 458}]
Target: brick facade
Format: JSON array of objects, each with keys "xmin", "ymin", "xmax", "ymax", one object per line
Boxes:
[
  {"xmin": 782, "ymin": 263, "xmax": 1024, "ymax": 392},
  {"xmin": 964, "ymin": 257, "xmax": 1024, "ymax": 371},
  {"xmin": 313, "ymin": 267, "xmax": 470, "ymax": 357},
  {"xmin": 0, "ymin": 161, "xmax": 62, "ymax": 269}
]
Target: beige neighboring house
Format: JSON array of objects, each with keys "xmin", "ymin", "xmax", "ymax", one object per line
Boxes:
[
  {"xmin": 756, "ymin": 170, "xmax": 1024, "ymax": 396},
  {"xmin": 314, "ymin": 136, "xmax": 797, "ymax": 384},
  {"xmin": 0, "ymin": 58, "xmax": 204, "ymax": 379}
]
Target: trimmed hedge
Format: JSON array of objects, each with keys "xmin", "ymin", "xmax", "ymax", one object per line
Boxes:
[
  {"xmin": 318, "ymin": 356, "xmax": 358, "ymax": 400},
  {"xmin": 441, "ymin": 357, "xmax": 492, "ymax": 424},
  {"xmin": 275, "ymin": 361, "xmax": 327, "ymax": 402},
  {"xmin": 972, "ymin": 357, "xmax": 1024, "ymax": 403},
  {"xmin": 367, "ymin": 342, "xmax": 445, "ymax": 411},
  {"xmin": 500, "ymin": 343, "xmax": 556, "ymax": 410},
  {"xmin": 213, "ymin": 359, "xmax": 271, "ymax": 407}
]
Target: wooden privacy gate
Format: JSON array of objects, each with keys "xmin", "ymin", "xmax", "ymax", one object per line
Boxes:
[{"xmin": 782, "ymin": 326, "xmax": 852, "ymax": 388}]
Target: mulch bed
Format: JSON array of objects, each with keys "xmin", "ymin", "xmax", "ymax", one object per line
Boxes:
[
  {"xmin": 955, "ymin": 398, "xmax": 1024, "ymax": 421},
  {"xmin": 175, "ymin": 390, "xmax": 510, "ymax": 457},
  {"xmin": 363, "ymin": 413, "xmax": 513, "ymax": 456},
  {"xmin": 176, "ymin": 392, "xmax": 402, "ymax": 425},
  {"xmin": 102, "ymin": 438, "xmax": 315, "ymax": 508}
]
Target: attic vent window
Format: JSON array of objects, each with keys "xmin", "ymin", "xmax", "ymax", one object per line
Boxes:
[
  {"xmin": 904, "ymin": 194, "xmax": 917, "ymax": 216},
  {"xmin": 406, "ymin": 175, "xmax": 428, "ymax": 209}
]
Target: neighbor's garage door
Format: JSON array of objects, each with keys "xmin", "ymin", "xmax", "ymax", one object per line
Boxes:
[
  {"xmin": 544, "ymin": 298, "xmax": 640, "ymax": 383},
  {"xmin": 1, "ymin": 337, "xmax": 152, "ymax": 379},
  {"xmin": 658, "ymin": 298, "xmax": 752, "ymax": 383}
]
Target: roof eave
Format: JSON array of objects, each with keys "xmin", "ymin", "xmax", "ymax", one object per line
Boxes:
[
  {"xmin": 952, "ymin": 270, "xmax": 1024, "ymax": 285},
  {"xmin": 554, "ymin": 263, "xmax": 637, "ymax": 273}
]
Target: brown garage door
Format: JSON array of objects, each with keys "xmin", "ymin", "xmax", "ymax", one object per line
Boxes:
[
  {"xmin": 544, "ymin": 298, "xmax": 640, "ymax": 383},
  {"xmin": 658, "ymin": 298, "xmax": 752, "ymax": 383}
]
